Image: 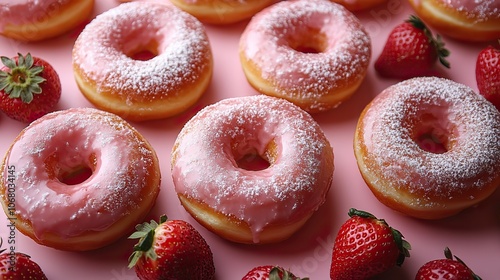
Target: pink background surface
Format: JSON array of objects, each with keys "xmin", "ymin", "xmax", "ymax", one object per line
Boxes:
[{"xmin": 1, "ymin": 0, "xmax": 499, "ymax": 279}]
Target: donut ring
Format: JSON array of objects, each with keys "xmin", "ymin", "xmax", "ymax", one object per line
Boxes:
[
  {"xmin": 408, "ymin": 0, "xmax": 500, "ymax": 42},
  {"xmin": 239, "ymin": 0, "xmax": 371, "ymax": 113},
  {"xmin": 0, "ymin": 108, "xmax": 161, "ymax": 251},
  {"xmin": 0, "ymin": 0, "xmax": 94, "ymax": 41},
  {"xmin": 169, "ymin": 0, "xmax": 276, "ymax": 25},
  {"xmin": 354, "ymin": 77, "xmax": 500, "ymax": 219},
  {"xmin": 171, "ymin": 95, "xmax": 334, "ymax": 244},
  {"xmin": 72, "ymin": 1, "xmax": 213, "ymax": 121}
]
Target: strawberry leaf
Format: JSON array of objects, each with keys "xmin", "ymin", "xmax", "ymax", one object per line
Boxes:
[
  {"xmin": 444, "ymin": 247, "xmax": 482, "ymax": 280},
  {"xmin": 1, "ymin": 56, "xmax": 16, "ymax": 69},
  {"xmin": 128, "ymin": 215, "xmax": 169, "ymax": 269}
]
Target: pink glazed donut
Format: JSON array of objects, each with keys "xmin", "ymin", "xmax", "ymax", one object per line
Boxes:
[
  {"xmin": 354, "ymin": 77, "xmax": 500, "ymax": 219},
  {"xmin": 72, "ymin": 1, "xmax": 213, "ymax": 121},
  {"xmin": 239, "ymin": 0, "xmax": 371, "ymax": 113},
  {"xmin": 408, "ymin": 0, "xmax": 500, "ymax": 42},
  {"xmin": 0, "ymin": 108, "xmax": 161, "ymax": 251},
  {"xmin": 0, "ymin": 0, "xmax": 94, "ymax": 41},
  {"xmin": 171, "ymin": 95, "xmax": 334, "ymax": 244}
]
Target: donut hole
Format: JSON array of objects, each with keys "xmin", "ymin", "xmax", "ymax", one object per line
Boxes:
[
  {"xmin": 415, "ymin": 129, "xmax": 448, "ymax": 154},
  {"xmin": 287, "ymin": 27, "xmax": 327, "ymax": 54},
  {"xmin": 126, "ymin": 40, "xmax": 159, "ymax": 61},
  {"xmin": 236, "ymin": 150, "xmax": 270, "ymax": 171},
  {"xmin": 411, "ymin": 111, "xmax": 452, "ymax": 154},
  {"xmin": 45, "ymin": 153, "xmax": 97, "ymax": 186},
  {"xmin": 232, "ymin": 141, "xmax": 276, "ymax": 171},
  {"xmin": 59, "ymin": 165, "xmax": 93, "ymax": 185}
]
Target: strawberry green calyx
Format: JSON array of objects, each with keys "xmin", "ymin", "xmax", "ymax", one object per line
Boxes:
[
  {"xmin": 269, "ymin": 266, "xmax": 309, "ymax": 280},
  {"xmin": 128, "ymin": 215, "xmax": 167, "ymax": 268},
  {"xmin": 444, "ymin": 247, "xmax": 482, "ymax": 280},
  {"xmin": 348, "ymin": 208, "xmax": 411, "ymax": 266},
  {"xmin": 407, "ymin": 15, "xmax": 450, "ymax": 69},
  {"xmin": 0, "ymin": 53, "xmax": 46, "ymax": 104}
]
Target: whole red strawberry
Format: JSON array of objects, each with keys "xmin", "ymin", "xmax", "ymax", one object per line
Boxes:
[
  {"xmin": 415, "ymin": 247, "xmax": 481, "ymax": 280},
  {"xmin": 375, "ymin": 15, "xmax": 450, "ymax": 79},
  {"xmin": 128, "ymin": 215, "xmax": 215, "ymax": 280},
  {"xmin": 242, "ymin": 265, "xmax": 308, "ymax": 280},
  {"xmin": 330, "ymin": 208, "xmax": 411, "ymax": 280},
  {"xmin": 0, "ymin": 53, "xmax": 61, "ymax": 123},
  {"xmin": 476, "ymin": 42, "xmax": 500, "ymax": 111},
  {"xmin": 0, "ymin": 239, "xmax": 48, "ymax": 280}
]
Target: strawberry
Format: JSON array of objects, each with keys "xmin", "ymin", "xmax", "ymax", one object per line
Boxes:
[
  {"xmin": 242, "ymin": 265, "xmax": 308, "ymax": 280},
  {"xmin": 128, "ymin": 215, "xmax": 215, "ymax": 280},
  {"xmin": 415, "ymin": 247, "xmax": 482, "ymax": 280},
  {"xmin": 0, "ymin": 239, "xmax": 48, "ymax": 280},
  {"xmin": 476, "ymin": 42, "xmax": 500, "ymax": 111},
  {"xmin": 375, "ymin": 15, "xmax": 450, "ymax": 79},
  {"xmin": 0, "ymin": 53, "xmax": 61, "ymax": 123},
  {"xmin": 330, "ymin": 208, "xmax": 411, "ymax": 280}
]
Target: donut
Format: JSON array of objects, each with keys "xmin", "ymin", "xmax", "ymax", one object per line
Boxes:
[
  {"xmin": 408, "ymin": 0, "xmax": 500, "ymax": 42},
  {"xmin": 331, "ymin": 0, "xmax": 388, "ymax": 11},
  {"xmin": 171, "ymin": 95, "xmax": 334, "ymax": 244},
  {"xmin": 0, "ymin": 108, "xmax": 161, "ymax": 251},
  {"xmin": 72, "ymin": 1, "xmax": 213, "ymax": 122},
  {"xmin": 0, "ymin": 0, "xmax": 94, "ymax": 42},
  {"xmin": 239, "ymin": 0, "xmax": 371, "ymax": 113},
  {"xmin": 169, "ymin": 0, "xmax": 276, "ymax": 25},
  {"xmin": 354, "ymin": 77, "xmax": 500, "ymax": 219}
]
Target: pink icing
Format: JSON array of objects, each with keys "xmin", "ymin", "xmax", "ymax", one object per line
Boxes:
[
  {"xmin": 171, "ymin": 95, "xmax": 334, "ymax": 243},
  {"xmin": 0, "ymin": 0, "xmax": 72, "ymax": 30},
  {"xmin": 359, "ymin": 77, "xmax": 500, "ymax": 208},
  {"xmin": 2, "ymin": 108, "xmax": 157, "ymax": 239},
  {"xmin": 72, "ymin": 1, "xmax": 211, "ymax": 101},
  {"xmin": 239, "ymin": 0, "xmax": 371, "ymax": 111}
]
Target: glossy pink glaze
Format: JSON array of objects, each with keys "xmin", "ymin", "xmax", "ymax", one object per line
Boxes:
[
  {"xmin": 171, "ymin": 95, "xmax": 334, "ymax": 243},
  {"xmin": 72, "ymin": 1, "xmax": 211, "ymax": 100},
  {"xmin": 239, "ymin": 0, "xmax": 371, "ymax": 109},
  {"xmin": 2, "ymin": 108, "xmax": 156, "ymax": 239},
  {"xmin": 0, "ymin": 0, "xmax": 72, "ymax": 30}
]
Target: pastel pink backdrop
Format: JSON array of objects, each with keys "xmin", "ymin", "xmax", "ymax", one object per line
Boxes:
[{"xmin": 0, "ymin": 0, "xmax": 498, "ymax": 279}]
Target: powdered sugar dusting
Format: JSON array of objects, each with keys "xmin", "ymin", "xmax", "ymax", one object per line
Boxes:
[
  {"xmin": 171, "ymin": 95, "xmax": 333, "ymax": 240},
  {"xmin": 441, "ymin": 0, "xmax": 500, "ymax": 21},
  {"xmin": 72, "ymin": 1, "xmax": 211, "ymax": 99},
  {"xmin": 240, "ymin": 0, "xmax": 371, "ymax": 109},
  {"xmin": 359, "ymin": 77, "xmax": 500, "ymax": 207},
  {"xmin": 4, "ymin": 108, "xmax": 159, "ymax": 238}
]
